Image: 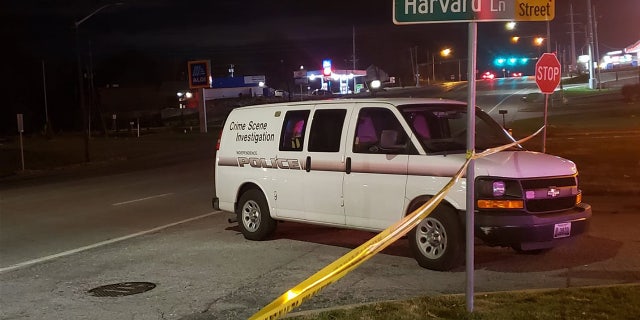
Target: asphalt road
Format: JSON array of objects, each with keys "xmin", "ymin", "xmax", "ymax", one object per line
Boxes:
[{"xmin": 1, "ymin": 75, "xmax": 639, "ymax": 319}]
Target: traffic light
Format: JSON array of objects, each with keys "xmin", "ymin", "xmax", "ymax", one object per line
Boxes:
[{"xmin": 494, "ymin": 56, "xmax": 529, "ymax": 67}]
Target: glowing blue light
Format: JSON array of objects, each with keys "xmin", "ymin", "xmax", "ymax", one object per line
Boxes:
[{"xmin": 494, "ymin": 58, "xmax": 506, "ymax": 66}]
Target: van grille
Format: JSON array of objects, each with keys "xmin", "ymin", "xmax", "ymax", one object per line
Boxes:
[
  {"xmin": 526, "ymin": 196, "xmax": 578, "ymax": 212},
  {"xmin": 521, "ymin": 176, "xmax": 578, "ymax": 213},
  {"xmin": 520, "ymin": 176, "xmax": 576, "ymax": 189}
]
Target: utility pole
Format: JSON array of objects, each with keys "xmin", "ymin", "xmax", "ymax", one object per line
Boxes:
[
  {"xmin": 352, "ymin": 25, "xmax": 356, "ymax": 70},
  {"xmin": 593, "ymin": 5, "xmax": 601, "ymax": 89},
  {"xmin": 586, "ymin": 0, "xmax": 597, "ymax": 89},
  {"xmin": 410, "ymin": 46, "xmax": 419, "ymax": 87},
  {"xmin": 569, "ymin": 3, "xmax": 577, "ymax": 75},
  {"xmin": 352, "ymin": 25, "xmax": 357, "ymax": 93},
  {"xmin": 546, "ymin": 20, "xmax": 551, "ymax": 53},
  {"xmin": 432, "ymin": 53, "xmax": 435, "ymax": 83},
  {"xmin": 75, "ymin": 2, "xmax": 123, "ymax": 162},
  {"xmin": 414, "ymin": 46, "xmax": 420, "ymax": 87},
  {"xmin": 409, "ymin": 48, "xmax": 415, "ymax": 86},
  {"xmin": 41, "ymin": 60, "xmax": 51, "ymax": 137}
]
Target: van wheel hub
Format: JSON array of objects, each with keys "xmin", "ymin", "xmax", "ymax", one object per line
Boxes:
[
  {"xmin": 241, "ymin": 200, "xmax": 261, "ymax": 232},
  {"xmin": 415, "ymin": 218, "xmax": 447, "ymax": 259}
]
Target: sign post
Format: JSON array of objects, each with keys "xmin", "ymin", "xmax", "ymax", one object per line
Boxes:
[
  {"xmin": 394, "ymin": 0, "xmax": 555, "ymax": 313},
  {"xmin": 188, "ymin": 60, "xmax": 212, "ymax": 133},
  {"xmin": 535, "ymin": 53, "xmax": 561, "ymax": 153},
  {"xmin": 17, "ymin": 114, "xmax": 25, "ymax": 171}
]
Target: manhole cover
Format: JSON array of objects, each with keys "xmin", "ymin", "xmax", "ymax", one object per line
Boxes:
[{"xmin": 88, "ymin": 282, "xmax": 156, "ymax": 297}]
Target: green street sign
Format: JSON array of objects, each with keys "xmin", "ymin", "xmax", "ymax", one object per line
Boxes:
[{"xmin": 393, "ymin": 0, "xmax": 554, "ymax": 24}]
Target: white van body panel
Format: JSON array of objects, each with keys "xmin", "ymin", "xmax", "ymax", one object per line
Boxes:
[
  {"xmin": 473, "ymin": 151, "xmax": 577, "ymax": 178},
  {"xmin": 343, "ymin": 102, "xmax": 409, "ymax": 230},
  {"xmin": 292, "ymin": 104, "xmax": 354, "ymax": 225},
  {"xmin": 215, "ymin": 104, "xmax": 289, "ymax": 214},
  {"xmin": 406, "ymin": 153, "xmax": 468, "ymax": 212}
]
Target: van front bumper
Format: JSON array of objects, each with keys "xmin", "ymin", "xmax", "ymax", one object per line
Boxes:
[{"xmin": 474, "ymin": 202, "xmax": 592, "ymax": 250}]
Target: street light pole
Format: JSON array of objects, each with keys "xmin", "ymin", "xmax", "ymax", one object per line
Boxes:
[
  {"xmin": 75, "ymin": 3, "xmax": 123, "ymax": 162},
  {"xmin": 75, "ymin": 25, "xmax": 90, "ymax": 162}
]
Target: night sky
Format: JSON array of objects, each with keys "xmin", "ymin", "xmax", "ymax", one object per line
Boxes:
[{"xmin": 1, "ymin": 0, "xmax": 638, "ymax": 133}]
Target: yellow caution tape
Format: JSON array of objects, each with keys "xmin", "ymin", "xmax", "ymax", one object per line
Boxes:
[{"xmin": 249, "ymin": 126, "xmax": 545, "ymax": 320}]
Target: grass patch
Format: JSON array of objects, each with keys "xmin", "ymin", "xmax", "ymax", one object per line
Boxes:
[
  {"xmin": 287, "ymin": 285, "xmax": 640, "ymax": 320},
  {"xmin": 562, "ymin": 74, "xmax": 589, "ymax": 85},
  {"xmin": 0, "ymin": 130, "xmax": 218, "ymax": 177}
]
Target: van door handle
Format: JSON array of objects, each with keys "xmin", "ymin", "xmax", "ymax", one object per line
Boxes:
[
  {"xmin": 346, "ymin": 157, "xmax": 351, "ymax": 174},
  {"xmin": 305, "ymin": 156, "xmax": 311, "ymax": 172}
]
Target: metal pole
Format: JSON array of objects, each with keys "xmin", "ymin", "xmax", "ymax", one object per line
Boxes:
[
  {"xmin": 352, "ymin": 25, "xmax": 356, "ymax": 70},
  {"xmin": 409, "ymin": 48, "xmax": 416, "ymax": 86},
  {"xmin": 74, "ymin": 3, "xmax": 123, "ymax": 161},
  {"xmin": 570, "ymin": 4, "xmax": 577, "ymax": 75},
  {"xmin": 465, "ymin": 21, "xmax": 477, "ymax": 313},
  {"xmin": 41, "ymin": 60, "xmax": 49, "ymax": 126},
  {"xmin": 547, "ymin": 21, "xmax": 553, "ymax": 108},
  {"xmin": 546, "ymin": 21, "xmax": 551, "ymax": 53},
  {"xmin": 543, "ymin": 94, "xmax": 549, "ymax": 153},
  {"xmin": 415, "ymin": 46, "xmax": 420, "ymax": 87},
  {"xmin": 19, "ymin": 131, "xmax": 25, "ymax": 171},
  {"xmin": 593, "ymin": 5, "xmax": 601, "ymax": 89},
  {"xmin": 75, "ymin": 25, "xmax": 90, "ymax": 162},
  {"xmin": 432, "ymin": 54, "xmax": 435, "ymax": 83},
  {"xmin": 200, "ymin": 87, "xmax": 208, "ymax": 133},
  {"xmin": 586, "ymin": 0, "xmax": 597, "ymax": 89}
]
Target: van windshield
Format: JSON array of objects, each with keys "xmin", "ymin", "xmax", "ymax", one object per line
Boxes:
[{"xmin": 399, "ymin": 104, "xmax": 520, "ymax": 154}]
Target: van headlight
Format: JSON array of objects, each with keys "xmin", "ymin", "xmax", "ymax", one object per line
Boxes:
[
  {"xmin": 476, "ymin": 178, "xmax": 523, "ymax": 209},
  {"xmin": 491, "ymin": 181, "xmax": 505, "ymax": 197}
]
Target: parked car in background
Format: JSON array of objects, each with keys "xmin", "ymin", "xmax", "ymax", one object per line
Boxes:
[
  {"xmin": 274, "ymin": 90, "xmax": 288, "ymax": 98},
  {"xmin": 311, "ymin": 89, "xmax": 332, "ymax": 96},
  {"xmin": 481, "ymin": 71, "xmax": 496, "ymax": 80}
]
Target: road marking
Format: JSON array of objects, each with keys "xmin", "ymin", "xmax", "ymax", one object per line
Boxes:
[
  {"xmin": 487, "ymin": 88, "xmax": 529, "ymax": 114},
  {"xmin": 0, "ymin": 211, "xmax": 224, "ymax": 274},
  {"xmin": 112, "ymin": 193, "xmax": 174, "ymax": 206}
]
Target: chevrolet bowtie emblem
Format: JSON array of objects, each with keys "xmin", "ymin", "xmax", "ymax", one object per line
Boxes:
[{"xmin": 547, "ymin": 188, "xmax": 560, "ymax": 198}]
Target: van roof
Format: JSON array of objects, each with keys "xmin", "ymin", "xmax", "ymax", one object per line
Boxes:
[{"xmin": 233, "ymin": 97, "xmax": 467, "ymax": 111}]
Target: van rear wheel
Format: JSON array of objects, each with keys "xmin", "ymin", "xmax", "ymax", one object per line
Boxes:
[
  {"xmin": 408, "ymin": 205, "xmax": 464, "ymax": 271},
  {"xmin": 237, "ymin": 189, "xmax": 276, "ymax": 240}
]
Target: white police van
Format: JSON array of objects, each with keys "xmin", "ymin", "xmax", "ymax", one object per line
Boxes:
[{"xmin": 212, "ymin": 98, "xmax": 591, "ymax": 271}]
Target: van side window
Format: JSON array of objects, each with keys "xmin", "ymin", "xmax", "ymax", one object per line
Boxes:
[
  {"xmin": 308, "ymin": 109, "xmax": 347, "ymax": 152},
  {"xmin": 353, "ymin": 107, "xmax": 415, "ymax": 154},
  {"xmin": 280, "ymin": 110, "xmax": 310, "ymax": 151}
]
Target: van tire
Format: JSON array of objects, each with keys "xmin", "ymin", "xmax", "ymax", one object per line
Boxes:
[
  {"xmin": 408, "ymin": 206, "xmax": 464, "ymax": 271},
  {"xmin": 237, "ymin": 189, "xmax": 276, "ymax": 240}
]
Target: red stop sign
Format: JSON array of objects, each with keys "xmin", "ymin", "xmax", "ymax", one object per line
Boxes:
[{"xmin": 535, "ymin": 53, "xmax": 561, "ymax": 94}]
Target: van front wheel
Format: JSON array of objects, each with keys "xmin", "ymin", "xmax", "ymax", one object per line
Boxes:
[
  {"xmin": 408, "ymin": 206, "xmax": 464, "ymax": 271},
  {"xmin": 237, "ymin": 189, "xmax": 276, "ymax": 240}
]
